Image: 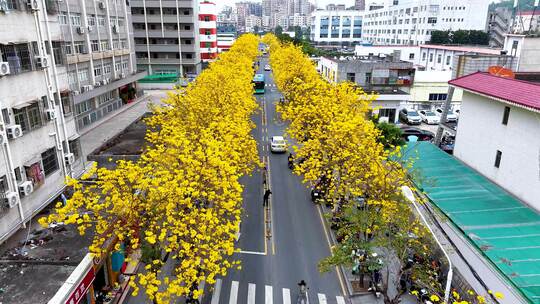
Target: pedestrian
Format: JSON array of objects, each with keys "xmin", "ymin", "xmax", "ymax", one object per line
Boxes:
[
  {"xmin": 262, "ymin": 166, "xmax": 267, "ymax": 186},
  {"xmin": 263, "ymin": 189, "xmax": 272, "ymax": 207}
]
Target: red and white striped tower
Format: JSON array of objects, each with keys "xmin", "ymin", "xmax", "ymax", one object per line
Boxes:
[{"xmin": 199, "ymin": 1, "xmax": 218, "ymax": 62}]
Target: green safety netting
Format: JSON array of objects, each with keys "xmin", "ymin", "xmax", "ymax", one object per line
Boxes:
[
  {"xmin": 138, "ymin": 73, "xmax": 180, "ymax": 83},
  {"xmin": 402, "ymin": 142, "xmax": 540, "ymax": 304}
]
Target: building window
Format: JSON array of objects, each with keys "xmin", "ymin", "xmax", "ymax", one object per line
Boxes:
[
  {"xmin": 69, "ymin": 139, "xmax": 81, "ymax": 160},
  {"xmin": 74, "ymin": 41, "xmax": 86, "ymax": 54},
  {"xmin": 94, "ymin": 65, "xmax": 102, "ymax": 77},
  {"xmin": 68, "ymin": 71, "xmax": 77, "ymax": 86},
  {"xmin": 2, "ymin": 109, "xmax": 10, "ymax": 125},
  {"xmin": 100, "ymin": 40, "xmax": 110, "ymax": 51},
  {"xmin": 41, "ymin": 148, "xmax": 59, "ymax": 176},
  {"xmin": 494, "ymin": 150, "xmax": 502, "ymax": 168},
  {"xmin": 58, "ymin": 13, "xmax": 68, "ymax": 25},
  {"xmin": 70, "ymin": 13, "xmax": 81, "ymax": 26},
  {"xmin": 87, "ymin": 14, "xmax": 96, "ymax": 26},
  {"xmin": 346, "ymin": 73, "xmax": 355, "ymax": 82},
  {"xmin": 64, "ymin": 42, "xmax": 73, "ymax": 55},
  {"xmin": 429, "ymin": 53, "xmax": 433, "ymax": 62},
  {"xmin": 13, "ymin": 102, "xmax": 42, "ymax": 132},
  {"xmin": 422, "ymin": 52, "xmax": 426, "ymax": 61},
  {"xmin": 78, "ymin": 69, "xmax": 88, "ymax": 82},
  {"xmin": 91, "ymin": 40, "xmax": 100, "ymax": 52},
  {"xmin": 409, "ymin": 53, "xmax": 415, "ymax": 60},
  {"xmin": 365, "ymin": 72, "xmax": 372, "ymax": 84},
  {"xmin": 0, "ymin": 43, "xmax": 33, "ymax": 74},
  {"xmin": 502, "ymin": 106, "xmax": 510, "ymax": 125},
  {"xmin": 204, "ymin": 16, "xmax": 210, "ymax": 22},
  {"xmin": 61, "ymin": 93, "xmax": 72, "ymax": 115},
  {"xmin": 427, "ymin": 17, "xmax": 437, "ymax": 24},
  {"xmin": 428, "ymin": 93, "xmax": 447, "ymax": 101},
  {"xmin": 437, "ymin": 54, "xmax": 442, "ymax": 63},
  {"xmin": 446, "ymin": 55, "xmax": 451, "ymax": 65},
  {"xmin": 98, "ymin": 15, "xmax": 106, "ymax": 27},
  {"xmin": 103, "ymin": 63, "xmax": 112, "ymax": 74}
]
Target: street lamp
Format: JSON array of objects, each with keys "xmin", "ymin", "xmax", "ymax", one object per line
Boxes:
[{"xmin": 401, "ymin": 186, "xmax": 453, "ymax": 303}]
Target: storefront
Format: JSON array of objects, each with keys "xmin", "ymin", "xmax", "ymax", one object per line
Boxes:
[{"xmin": 48, "ymin": 254, "xmax": 95, "ymax": 304}]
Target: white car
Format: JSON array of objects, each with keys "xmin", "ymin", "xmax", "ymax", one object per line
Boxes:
[
  {"xmin": 270, "ymin": 136, "xmax": 286, "ymax": 153},
  {"xmin": 264, "ymin": 64, "xmax": 271, "ymax": 71},
  {"xmin": 435, "ymin": 108, "xmax": 458, "ymax": 122},
  {"xmin": 418, "ymin": 110, "xmax": 440, "ymax": 125}
]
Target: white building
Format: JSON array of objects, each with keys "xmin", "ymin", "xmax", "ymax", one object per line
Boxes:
[
  {"xmin": 362, "ymin": 0, "xmax": 491, "ymax": 46},
  {"xmin": 450, "ymin": 72, "xmax": 540, "ymax": 211},
  {"xmin": 409, "ymin": 70, "xmax": 462, "ymax": 108},
  {"xmin": 512, "ymin": 10, "xmax": 540, "ymax": 33},
  {"xmin": 417, "ymin": 44, "xmax": 501, "ymax": 71},
  {"xmin": 503, "ymin": 34, "xmax": 540, "ymax": 72},
  {"xmin": 200, "ymin": 1, "xmax": 218, "ymax": 62},
  {"xmin": 245, "ymin": 15, "xmax": 262, "ymax": 32},
  {"xmin": 355, "ymin": 45, "xmax": 420, "ymax": 62},
  {"xmin": 289, "ymin": 14, "xmax": 309, "ymax": 28},
  {"xmin": 310, "ymin": 9, "xmax": 364, "ymax": 45}
]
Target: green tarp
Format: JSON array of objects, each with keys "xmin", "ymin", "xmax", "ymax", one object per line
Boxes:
[{"xmin": 403, "ymin": 142, "xmax": 540, "ymax": 304}]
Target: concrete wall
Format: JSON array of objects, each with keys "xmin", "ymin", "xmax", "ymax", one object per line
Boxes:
[
  {"xmin": 454, "ymin": 91, "xmax": 540, "ymax": 211},
  {"xmin": 518, "ymin": 37, "xmax": 540, "ymax": 72},
  {"xmin": 354, "ymin": 45, "xmax": 419, "ymax": 62},
  {"xmin": 409, "ymin": 70, "xmax": 462, "ymax": 107}
]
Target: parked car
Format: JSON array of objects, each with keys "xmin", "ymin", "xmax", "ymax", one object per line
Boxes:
[
  {"xmin": 399, "ymin": 108, "xmax": 422, "ymax": 125},
  {"xmin": 400, "ymin": 127, "xmax": 435, "ymax": 142},
  {"xmin": 264, "ymin": 64, "xmax": 271, "ymax": 71},
  {"xmin": 269, "ymin": 136, "xmax": 286, "ymax": 153},
  {"xmin": 435, "ymin": 108, "xmax": 458, "ymax": 122},
  {"xmin": 418, "ymin": 110, "xmax": 440, "ymax": 125}
]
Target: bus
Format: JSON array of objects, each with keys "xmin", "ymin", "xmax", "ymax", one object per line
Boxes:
[{"xmin": 253, "ymin": 73, "xmax": 265, "ymax": 94}]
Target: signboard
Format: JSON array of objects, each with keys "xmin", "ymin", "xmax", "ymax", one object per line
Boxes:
[{"xmin": 65, "ymin": 267, "xmax": 95, "ymax": 304}]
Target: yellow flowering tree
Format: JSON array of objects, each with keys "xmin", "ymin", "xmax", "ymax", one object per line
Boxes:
[
  {"xmin": 262, "ymin": 34, "xmax": 451, "ymax": 304},
  {"xmin": 40, "ymin": 34, "xmax": 261, "ymax": 303}
]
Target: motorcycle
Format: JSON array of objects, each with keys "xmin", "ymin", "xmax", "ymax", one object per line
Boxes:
[{"xmin": 368, "ymin": 270, "xmax": 383, "ymax": 298}]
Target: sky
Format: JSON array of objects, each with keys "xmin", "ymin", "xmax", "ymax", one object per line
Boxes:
[{"xmin": 216, "ymin": 0, "xmax": 355, "ymax": 11}]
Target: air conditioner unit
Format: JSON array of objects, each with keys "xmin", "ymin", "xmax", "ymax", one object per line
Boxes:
[
  {"xmin": 121, "ymin": 72, "xmax": 126, "ymax": 78},
  {"xmin": 5, "ymin": 192, "xmax": 19, "ymax": 208},
  {"xmin": 45, "ymin": 109, "xmax": 56, "ymax": 120},
  {"xmin": 35, "ymin": 55, "xmax": 49, "ymax": 68},
  {"xmin": 98, "ymin": 1, "xmax": 105, "ymax": 9},
  {"xmin": 18, "ymin": 181, "xmax": 33, "ymax": 196},
  {"xmin": 73, "ymin": 90, "xmax": 80, "ymax": 95},
  {"xmin": 6, "ymin": 125, "xmax": 23, "ymax": 139},
  {"xmin": 0, "ymin": 133, "xmax": 6, "ymax": 145},
  {"xmin": 64, "ymin": 153, "xmax": 75, "ymax": 165},
  {"xmin": 0, "ymin": 62, "xmax": 10, "ymax": 76},
  {"xmin": 88, "ymin": 26, "xmax": 94, "ymax": 32},
  {"xmin": 77, "ymin": 26, "xmax": 86, "ymax": 35},
  {"xmin": 27, "ymin": 0, "xmax": 38, "ymax": 11}
]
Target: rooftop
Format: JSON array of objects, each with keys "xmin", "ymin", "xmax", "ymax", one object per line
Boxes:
[
  {"xmin": 517, "ymin": 10, "xmax": 540, "ymax": 16},
  {"xmin": 449, "ymin": 72, "xmax": 540, "ymax": 113},
  {"xmin": 0, "ymin": 206, "xmax": 92, "ymax": 304},
  {"xmin": 403, "ymin": 142, "xmax": 540, "ymax": 304},
  {"xmin": 420, "ymin": 44, "xmax": 501, "ymax": 55}
]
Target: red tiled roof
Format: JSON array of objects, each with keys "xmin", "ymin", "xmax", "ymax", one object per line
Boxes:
[
  {"xmin": 518, "ymin": 10, "xmax": 540, "ymax": 16},
  {"xmin": 449, "ymin": 72, "xmax": 540, "ymax": 112}
]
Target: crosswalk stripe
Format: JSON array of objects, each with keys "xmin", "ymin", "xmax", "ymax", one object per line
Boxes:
[
  {"xmin": 211, "ymin": 279, "xmax": 222, "ymax": 304},
  {"xmin": 318, "ymin": 293, "xmax": 327, "ymax": 304},
  {"xmin": 248, "ymin": 283, "xmax": 256, "ymax": 304},
  {"xmin": 336, "ymin": 295, "xmax": 346, "ymax": 304},
  {"xmin": 229, "ymin": 281, "xmax": 239, "ymax": 304},
  {"xmin": 282, "ymin": 288, "xmax": 291, "ymax": 304},
  {"xmin": 265, "ymin": 285, "xmax": 273, "ymax": 304}
]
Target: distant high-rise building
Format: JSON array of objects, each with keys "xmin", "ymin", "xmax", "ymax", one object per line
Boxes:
[
  {"xmin": 200, "ymin": 1, "xmax": 218, "ymax": 62},
  {"xmin": 355, "ymin": 0, "xmax": 366, "ymax": 10}
]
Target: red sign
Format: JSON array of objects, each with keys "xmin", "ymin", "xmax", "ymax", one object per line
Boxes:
[{"xmin": 65, "ymin": 267, "xmax": 95, "ymax": 304}]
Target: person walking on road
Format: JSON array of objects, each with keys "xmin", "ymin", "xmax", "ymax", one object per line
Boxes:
[{"xmin": 263, "ymin": 189, "xmax": 272, "ymax": 207}]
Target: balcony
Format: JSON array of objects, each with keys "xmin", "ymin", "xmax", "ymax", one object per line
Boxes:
[
  {"xmin": 131, "ymin": 0, "xmax": 193, "ymax": 8},
  {"xmin": 73, "ymin": 71, "xmax": 147, "ymax": 104},
  {"xmin": 136, "ymin": 57, "xmax": 199, "ymax": 65},
  {"xmin": 131, "ymin": 14, "xmax": 194, "ymax": 24}
]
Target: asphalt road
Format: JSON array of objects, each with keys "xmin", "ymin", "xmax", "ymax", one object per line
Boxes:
[
  {"xmin": 200, "ymin": 56, "xmax": 346, "ymax": 304},
  {"xmin": 124, "ymin": 58, "xmax": 346, "ymax": 304}
]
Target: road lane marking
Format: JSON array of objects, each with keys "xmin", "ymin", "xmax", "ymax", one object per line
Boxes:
[
  {"xmin": 229, "ymin": 281, "xmax": 239, "ymax": 304},
  {"xmin": 248, "ymin": 283, "xmax": 256, "ymax": 304},
  {"xmin": 336, "ymin": 296, "xmax": 346, "ymax": 304},
  {"xmin": 318, "ymin": 293, "xmax": 327, "ymax": 304},
  {"xmin": 317, "ymin": 204, "xmax": 348, "ymax": 297},
  {"xmin": 265, "ymin": 285, "xmax": 273, "ymax": 304},
  {"xmin": 265, "ymin": 154, "xmax": 276, "ymax": 255},
  {"xmin": 211, "ymin": 279, "xmax": 222, "ymax": 304},
  {"xmin": 283, "ymin": 288, "xmax": 291, "ymax": 304},
  {"xmin": 239, "ymin": 250, "xmax": 266, "ymax": 255}
]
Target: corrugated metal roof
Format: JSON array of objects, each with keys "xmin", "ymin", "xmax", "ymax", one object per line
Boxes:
[
  {"xmin": 449, "ymin": 72, "xmax": 540, "ymax": 112},
  {"xmin": 403, "ymin": 142, "xmax": 540, "ymax": 304}
]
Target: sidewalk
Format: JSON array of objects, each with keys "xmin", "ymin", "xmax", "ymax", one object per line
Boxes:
[{"xmin": 79, "ymin": 91, "xmax": 168, "ymax": 158}]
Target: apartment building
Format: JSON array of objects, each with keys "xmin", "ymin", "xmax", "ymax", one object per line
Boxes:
[
  {"xmin": 199, "ymin": 1, "xmax": 218, "ymax": 62},
  {"xmin": 131, "ymin": 0, "xmax": 201, "ymax": 75},
  {"xmin": 310, "ymin": 8, "xmax": 364, "ymax": 46},
  {"xmin": 56, "ymin": 0, "xmax": 144, "ymax": 131},
  {"xmin": 317, "ymin": 55, "xmax": 414, "ymax": 123},
  {"xmin": 0, "ymin": 0, "xmax": 144, "ymax": 244},
  {"xmin": 362, "ymin": 0, "xmax": 490, "ymax": 46}
]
